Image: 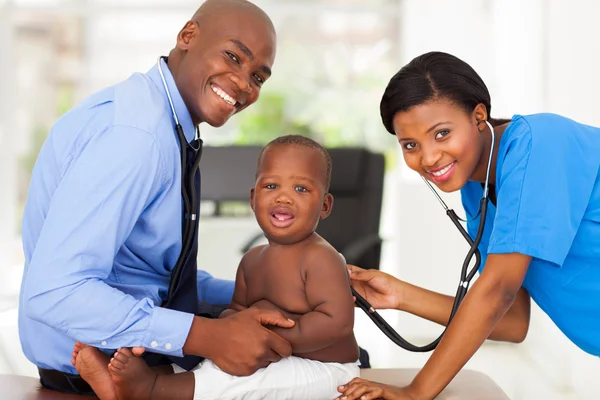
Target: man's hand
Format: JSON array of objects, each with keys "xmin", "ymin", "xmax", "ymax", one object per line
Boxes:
[{"xmin": 202, "ymin": 307, "xmax": 295, "ymax": 376}]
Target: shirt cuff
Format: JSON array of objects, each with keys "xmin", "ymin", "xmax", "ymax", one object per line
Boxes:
[{"xmin": 142, "ymin": 307, "xmax": 194, "ymax": 357}]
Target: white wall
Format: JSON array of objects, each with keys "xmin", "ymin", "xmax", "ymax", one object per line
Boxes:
[{"xmin": 0, "ymin": 5, "xmax": 17, "ymax": 255}]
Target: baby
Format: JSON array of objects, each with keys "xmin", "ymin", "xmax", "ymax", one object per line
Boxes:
[{"xmin": 73, "ymin": 135, "xmax": 360, "ymax": 399}]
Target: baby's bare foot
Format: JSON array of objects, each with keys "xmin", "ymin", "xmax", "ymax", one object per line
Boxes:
[
  {"xmin": 109, "ymin": 347, "xmax": 157, "ymax": 400},
  {"xmin": 71, "ymin": 341, "xmax": 85, "ymax": 367},
  {"xmin": 74, "ymin": 345, "xmax": 117, "ymax": 400}
]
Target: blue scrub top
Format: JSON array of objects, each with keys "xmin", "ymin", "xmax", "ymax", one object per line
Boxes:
[{"xmin": 461, "ymin": 113, "xmax": 600, "ymax": 356}]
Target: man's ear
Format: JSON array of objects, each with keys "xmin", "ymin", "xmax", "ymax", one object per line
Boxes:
[
  {"xmin": 250, "ymin": 188, "xmax": 256, "ymax": 212},
  {"xmin": 320, "ymin": 193, "xmax": 334, "ymax": 219},
  {"xmin": 176, "ymin": 20, "xmax": 197, "ymax": 51}
]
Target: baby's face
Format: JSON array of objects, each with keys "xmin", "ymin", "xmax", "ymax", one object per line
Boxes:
[{"xmin": 251, "ymin": 144, "xmax": 332, "ymax": 245}]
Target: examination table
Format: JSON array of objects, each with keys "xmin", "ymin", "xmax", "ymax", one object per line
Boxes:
[{"xmin": 2, "ymin": 368, "xmax": 509, "ymax": 399}]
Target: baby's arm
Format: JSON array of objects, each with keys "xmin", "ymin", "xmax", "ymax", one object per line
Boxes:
[
  {"xmin": 268, "ymin": 245, "xmax": 354, "ymax": 353},
  {"xmin": 219, "ymin": 249, "xmax": 255, "ymax": 319}
]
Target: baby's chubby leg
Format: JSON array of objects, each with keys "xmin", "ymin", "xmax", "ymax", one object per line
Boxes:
[{"xmin": 109, "ymin": 348, "xmax": 195, "ymax": 400}]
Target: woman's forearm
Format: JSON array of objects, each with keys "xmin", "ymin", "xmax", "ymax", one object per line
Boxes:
[
  {"xmin": 400, "ymin": 280, "xmax": 529, "ymax": 342},
  {"xmin": 409, "ymin": 271, "xmax": 520, "ymax": 399}
]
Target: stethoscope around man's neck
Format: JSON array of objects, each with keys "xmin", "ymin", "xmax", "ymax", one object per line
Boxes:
[
  {"xmin": 351, "ymin": 120, "xmax": 496, "ymax": 352},
  {"xmin": 157, "ymin": 56, "xmax": 204, "ymax": 303}
]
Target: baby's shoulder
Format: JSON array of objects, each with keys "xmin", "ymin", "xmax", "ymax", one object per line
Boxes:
[
  {"xmin": 301, "ymin": 240, "xmax": 345, "ymax": 270},
  {"xmin": 240, "ymin": 244, "xmax": 268, "ymax": 270}
]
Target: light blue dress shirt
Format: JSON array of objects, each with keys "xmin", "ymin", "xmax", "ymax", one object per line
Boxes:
[
  {"xmin": 20, "ymin": 58, "xmax": 234, "ymax": 373},
  {"xmin": 461, "ymin": 113, "xmax": 600, "ymax": 356}
]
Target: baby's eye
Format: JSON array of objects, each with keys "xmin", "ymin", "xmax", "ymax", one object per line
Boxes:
[
  {"xmin": 265, "ymin": 183, "xmax": 277, "ymax": 189},
  {"xmin": 295, "ymin": 186, "xmax": 308, "ymax": 193},
  {"xmin": 435, "ymin": 129, "xmax": 450, "ymax": 139}
]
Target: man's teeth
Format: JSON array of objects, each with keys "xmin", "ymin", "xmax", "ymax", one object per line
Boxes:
[
  {"xmin": 431, "ymin": 163, "xmax": 453, "ymax": 177},
  {"xmin": 211, "ymin": 85, "xmax": 236, "ymax": 106}
]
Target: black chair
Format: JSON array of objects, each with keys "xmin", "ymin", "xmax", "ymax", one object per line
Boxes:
[{"xmin": 200, "ymin": 146, "xmax": 385, "ymax": 270}]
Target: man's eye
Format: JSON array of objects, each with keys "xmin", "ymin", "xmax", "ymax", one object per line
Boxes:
[
  {"xmin": 226, "ymin": 51, "xmax": 240, "ymax": 64},
  {"xmin": 265, "ymin": 184, "xmax": 277, "ymax": 189},
  {"xmin": 295, "ymin": 186, "xmax": 308, "ymax": 193},
  {"xmin": 253, "ymin": 73, "xmax": 264, "ymax": 85}
]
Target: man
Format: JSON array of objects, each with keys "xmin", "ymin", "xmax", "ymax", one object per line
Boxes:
[{"xmin": 19, "ymin": 0, "xmax": 295, "ymax": 395}]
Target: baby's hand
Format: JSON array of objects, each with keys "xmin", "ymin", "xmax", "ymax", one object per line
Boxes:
[{"xmin": 251, "ymin": 300, "xmax": 300, "ymax": 322}]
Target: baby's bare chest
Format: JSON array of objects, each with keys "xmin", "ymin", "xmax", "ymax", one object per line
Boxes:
[{"xmin": 244, "ymin": 260, "xmax": 311, "ymax": 314}]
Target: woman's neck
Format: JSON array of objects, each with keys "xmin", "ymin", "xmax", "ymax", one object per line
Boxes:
[{"xmin": 470, "ymin": 122, "xmax": 509, "ymax": 184}]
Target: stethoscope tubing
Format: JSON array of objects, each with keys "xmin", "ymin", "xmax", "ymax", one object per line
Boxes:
[{"xmin": 157, "ymin": 56, "xmax": 203, "ymax": 303}]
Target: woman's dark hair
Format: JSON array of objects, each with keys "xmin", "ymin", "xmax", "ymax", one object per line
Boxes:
[{"xmin": 380, "ymin": 51, "xmax": 509, "ymax": 135}]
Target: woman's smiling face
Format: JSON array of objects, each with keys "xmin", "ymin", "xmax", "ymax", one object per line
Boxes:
[{"xmin": 393, "ymin": 99, "xmax": 486, "ymax": 193}]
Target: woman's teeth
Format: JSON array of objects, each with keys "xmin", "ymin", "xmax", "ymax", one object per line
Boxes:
[
  {"xmin": 431, "ymin": 163, "xmax": 454, "ymax": 177},
  {"xmin": 211, "ymin": 85, "xmax": 236, "ymax": 106}
]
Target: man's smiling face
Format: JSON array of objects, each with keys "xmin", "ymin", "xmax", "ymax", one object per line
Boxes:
[{"xmin": 174, "ymin": 6, "xmax": 276, "ymax": 127}]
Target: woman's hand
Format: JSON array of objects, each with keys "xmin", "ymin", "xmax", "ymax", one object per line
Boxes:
[
  {"xmin": 348, "ymin": 265, "xmax": 404, "ymax": 310},
  {"xmin": 337, "ymin": 378, "xmax": 420, "ymax": 400}
]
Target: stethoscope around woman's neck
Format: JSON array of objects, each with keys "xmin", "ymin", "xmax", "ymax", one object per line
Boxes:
[
  {"xmin": 352, "ymin": 120, "xmax": 496, "ymax": 352},
  {"xmin": 157, "ymin": 56, "xmax": 204, "ymax": 304}
]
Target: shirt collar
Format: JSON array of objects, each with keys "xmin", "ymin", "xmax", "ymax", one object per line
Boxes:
[{"xmin": 148, "ymin": 57, "xmax": 197, "ymax": 144}]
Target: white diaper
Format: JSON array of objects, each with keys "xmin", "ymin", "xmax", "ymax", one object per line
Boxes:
[{"xmin": 173, "ymin": 356, "xmax": 359, "ymax": 400}]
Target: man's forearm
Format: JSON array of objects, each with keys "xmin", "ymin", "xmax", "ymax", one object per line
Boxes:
[{"xmin": 26, "ymin": 278, "xmax": 193, "ymax": 356}]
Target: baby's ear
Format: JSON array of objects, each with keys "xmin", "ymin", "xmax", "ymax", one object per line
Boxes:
[
  {"xmin": 249, "ymin": 188, "xmax": 256, "ymax": 212},
  {"xmin": 320, "ymin": 193, "xmax": 334, "ymax": 219}
]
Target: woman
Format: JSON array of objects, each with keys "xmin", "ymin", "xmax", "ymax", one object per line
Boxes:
[{"xmin": 337, "ymin": 51, "xmax": 600, "ymax": 400}]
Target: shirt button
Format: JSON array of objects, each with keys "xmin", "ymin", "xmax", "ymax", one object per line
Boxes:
[
  {"xmin": 101, "ymin": 341, "xmax": 107, "ymax": 346},
  {"xmin": 151, "ymin": 341, "xmax": 158, "ymax": 348},
  {"xmin": 165, "ymin": 343, "xmax": 172, "ymax": 350}
]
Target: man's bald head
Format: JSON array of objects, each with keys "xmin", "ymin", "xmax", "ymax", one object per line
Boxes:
[
  {"xmin": 192, "ymin": 0, "xmax": 275, "ymax": 34},
  {"xmin": 167, "ymin": 0, "xmax": 277, "ymax": 128}
]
